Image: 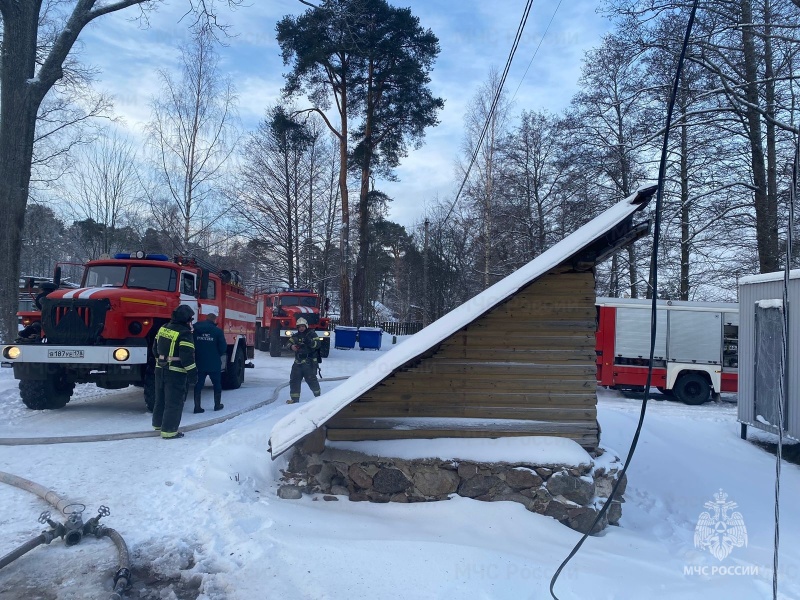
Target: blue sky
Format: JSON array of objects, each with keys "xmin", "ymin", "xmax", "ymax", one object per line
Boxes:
[{"xmin": 77, "ymin": 1, "xmax": 612, "ymax": 228}]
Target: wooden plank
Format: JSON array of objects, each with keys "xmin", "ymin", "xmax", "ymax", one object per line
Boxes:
[
  {"xmin": 325, "ymin": 428, "xmax": 599, "ymax": 447},
  {"xmin": 435, "ymin": 347, "xmax": 596, "ymax": 362},
  {"xmin": 377, "ymin": 378, "xmax": 596, "ymax": 393},
  {"xmin": 354, "ymin": 391, "xmax": 597, "ymax": 405},
  {"xmin": 483, "ymin": 307, "xmax": 596, "ymax": 320},
  {"xmin": 402, "ymin": 362, "xmax": 597, "ymax": 378},
  {"xmin": 326, "ymin": 417, "xmax": 596, "ymax": 430},
  {"xmin": 445, "ymin": 332, "xmax": 596, "ymax": 349},
  {"xmin": 338, "ymin": 403, "xmax": 596, "ymax": 420}
]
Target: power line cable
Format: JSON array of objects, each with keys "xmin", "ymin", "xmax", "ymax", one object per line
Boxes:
[
  {"xmin": 510, "ymin": 0, "xmax": 564, "ymax": 103},
  {"xmin": 549, "ymin": 2, "xmax": 700, "ymax": 598},
  {"xmin": 443, "ymin": 0, "xmax": 534, "ymax": 223}
]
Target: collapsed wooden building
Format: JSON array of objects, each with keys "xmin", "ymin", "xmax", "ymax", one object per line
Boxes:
[{"xmin": 271, "ymin": 187, "xmax": 655, "ymax": 456}]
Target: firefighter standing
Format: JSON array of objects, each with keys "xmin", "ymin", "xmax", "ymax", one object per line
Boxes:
[
  {"xmin": 192, "ymin": 312, "xmax": 227, "ymax": 413},
  {"xmin": 287, "ymin": 317, "xmax": 322, "ymax": 404},
  {"xmin": 152, "ymin": 305, "xmax": 197, "ymax": 439}
]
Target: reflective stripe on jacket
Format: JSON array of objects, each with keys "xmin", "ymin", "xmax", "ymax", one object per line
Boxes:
[{"xmin": 153, "ymin": 321, "xmax": 196, "ymax": 373}]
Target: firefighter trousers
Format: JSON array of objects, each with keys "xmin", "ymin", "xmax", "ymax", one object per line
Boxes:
[
  {"xmin": 152, "ymin": 368, "xmax": 189, "ymax": 436},
  {"xmin": 289, "ymin": 360, "xmax": 321, "ymax": 402}
]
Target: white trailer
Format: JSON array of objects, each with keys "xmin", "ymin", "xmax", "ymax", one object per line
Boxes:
[{"xmin": 737, "ymin": 270, "xmax": 800, "ymax": 441}]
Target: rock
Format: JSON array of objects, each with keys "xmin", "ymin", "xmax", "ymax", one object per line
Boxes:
[
  {"xmin": 323, "ymin": 495, "xmax": 339, "ymax": 502},
  {"xmin": 607, "ymin": 501, "xmax": 623, "ymax": 525},
  {"xmin": 330, "ymin": 485, "xmax": 349, "ymax": 496},
  {"xmin": 307, "ymin": 463, "xmax": 322, "ymax": 477},
  {"xmin": 368, "ymin": 490, "xmax": 392, "ymax": 503},
  {"xmin": 348, "ymin": 465, "xmax": 374, "ymax": 490},
  {"xmin": 288, "ymin": 451, "xmax": 308, "ymax": 473},
  {"xmin": 457, "ymin": 463, "xmax": 479, "ymax": 479},
  {"xmin": 413, "ymin": 469, "xmax": 460, "ymax": 497},
  {"xmin": 566, "ymin": 507, "xmax": 606, "ymax": 534},
  {"xmin": 390, "ymin": 493, "xmax": 409, "ymax": 503},
  {"xmin": 372, "ymin": 468, "xmax": 411, "ymax": 494},
  {"xmin": 314, "ymin": 463, "xmax": 338, "ymax": 487},
  {"xmin": 535, "ymin": 467, "xmax": 553, "ymax": 479},
  {"xmin": 491, "ymin": 492, "xmax": 537, "ymax": 512},
  {"xmin": 349, "ymin": 492, "xmax": 370, "ymax": 502},
  {"xmin": 457, "ymin": 475, "xmax": 501, "ymax": 498},
  {"xmin": 503, "ymin": 468, "xmax": 543, "ymax": 490},
  {"xmin": 544, "ymin": 498, "xmax": 571, "ymax": 522},
  {"xmin": 546, "ymin": 471, "xmax": 595, "ymax": 505},
  {"xmin": 278, "ymin": 485, "xmax": 303, "ymax": 500},
  {"xmin": 616, "ymin": 472, "xmax": 628, "ymax": 496}
]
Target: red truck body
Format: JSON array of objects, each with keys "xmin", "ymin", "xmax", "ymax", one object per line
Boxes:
[
  {"xmin": 254, "ymin": 289, "xmax": 331, "ymax": 357},
  {"xmin": 2, "ymin": 253, "xmax": 256, "ymax": 411},
  {"xmin": 595, "ymin": 298, "xmax": 738, "ymax": 404}
]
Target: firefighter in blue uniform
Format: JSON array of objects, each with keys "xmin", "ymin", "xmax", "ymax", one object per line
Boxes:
[
  {"xmin": 287, "ymin": 317, "xmax": 322, "ymax": 404},
  {"xmin": 192, "ymin": 312, "xmax": 227, "ymax": 413},
  {"xmin": 152, "ymin": 305, "xmax": 197, "ymax": 439}
]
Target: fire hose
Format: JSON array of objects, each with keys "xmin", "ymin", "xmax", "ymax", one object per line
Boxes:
[{"xmin": 0, "ymin": 471, "xmax": 131, "ymax": 599}]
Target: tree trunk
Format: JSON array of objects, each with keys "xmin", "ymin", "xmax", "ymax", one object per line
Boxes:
[
  {"xmin": 680, "ymin": 104, "xmax": 691, "ymax": 301},
  {"xmin": 0, "ymin": 3, "xmax": 44, "ymax": 343},
  {"xmin": 338, "ymin": 87, "xmax": 352, "ymax": 325},
  {"xmin": 741, "ymin": 0, "xmax": 779, "ymax": 273}
]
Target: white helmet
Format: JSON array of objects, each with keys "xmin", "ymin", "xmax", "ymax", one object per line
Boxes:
[{"xmin": 296, "ymin": 318, "xmax": 308, "ymax": 327}]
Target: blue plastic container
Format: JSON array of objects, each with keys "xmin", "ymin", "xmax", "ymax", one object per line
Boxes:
[
  {"xmin": 334, "ymin": 326, "xmax": 358, "ymax": 349},
  {"xmin": 357, "ymin": 327, "xmax": 382, "ymax": 350}
]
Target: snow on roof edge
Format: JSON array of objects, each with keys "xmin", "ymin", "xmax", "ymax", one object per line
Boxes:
[
  {"xmin": 739, "ymin": 269, "xmax": 800, "ymax": 285},
  {"xmin": 268, "ymin": 188, "xmax": 654, "ymax": 458}
]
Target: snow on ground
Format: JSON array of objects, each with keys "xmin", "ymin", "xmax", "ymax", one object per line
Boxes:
[{"xmin": 0, "ymin": 331, "xmax": 798, "ymax": 599}]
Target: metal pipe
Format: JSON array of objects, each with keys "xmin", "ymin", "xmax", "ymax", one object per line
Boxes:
[
  {"xmin": 0, "ymin": 534, "xmax": 46, "ymax": 570},
  {"xmin": 0, "ymin": 471, "xmax": 131, "ymax": 597}
]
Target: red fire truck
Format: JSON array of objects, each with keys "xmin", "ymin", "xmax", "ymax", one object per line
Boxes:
[
  {"xmin": 254, "ymin": 288, "xmax": 331, "ymax": 358},
  {"xmin": 2, "ymin": 253, "xmax": 256, "ymax": 411},
  {"xmin": 595, "ymin": 297, "xmax": 739, "ymax": 404}
]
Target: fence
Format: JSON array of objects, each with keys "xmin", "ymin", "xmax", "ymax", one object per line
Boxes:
[{"xmin": 329, "ymin": 320, "xmax": 424, "ymax": 337}]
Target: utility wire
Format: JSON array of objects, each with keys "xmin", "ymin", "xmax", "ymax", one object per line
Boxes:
[
  {"xmin": 443, "ymin": 0, "xmax": 535, "ymax": 223},
  {"xmin": 549, "ymin": 2, "xmax": 700, "ymax": 598},
  {"xmin": 510, "ymin": 0, "xmax": 564, "ymax": 104}
]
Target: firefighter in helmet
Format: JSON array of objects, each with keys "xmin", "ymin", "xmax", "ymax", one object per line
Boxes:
[
  {"xmin": 287, "ymin": 317, "xmax": 322, "ymax": 404},
  {"xmin": 151, "ymin": 304, "xmax": 197, "ymax": 438}
]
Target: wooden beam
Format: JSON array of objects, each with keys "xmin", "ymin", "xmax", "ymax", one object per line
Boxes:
[
  {"xmin": 338, "ymin": 404, "xmax": 596, "ymax": 421},
  {"xmin": 325, "ymin": 428, "xmax": 599, "ymax": 448},
  {"xmin": 354, "ymin": 391, "xmax": 597, "ymax": 405},
  {"xmin": 379, "ymin": 377, "xmax": 596, "ymax": 392}
]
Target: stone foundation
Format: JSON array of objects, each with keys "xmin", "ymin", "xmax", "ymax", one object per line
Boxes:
[{"xmin": 279, "ymin": 444, "xmax": 626, "ymax": 534}]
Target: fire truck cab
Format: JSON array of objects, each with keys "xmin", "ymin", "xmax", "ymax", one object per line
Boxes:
[
  {"xmin": 595, "ymin": 297, "xmax": 739, "ymax": 404},
  {"xmin": 2, "ymin": 253, "xmax": 256, "ymax": 411},
  {"xmin": 255, "ymin": 289, "xmax": 331, "ymax": 358}
]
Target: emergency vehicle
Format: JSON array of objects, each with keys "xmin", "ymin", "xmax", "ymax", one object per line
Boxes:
[
  {"xmin": 595, "ymin": 297, "xmax": 739, "ymax": 404},
  {"xmin": 2, "ymin": 253, "xmax": 256, "ymax": 411},
  {"xmin": 254, "ymin": 288, "xmax": 331, "ymax": 357}
]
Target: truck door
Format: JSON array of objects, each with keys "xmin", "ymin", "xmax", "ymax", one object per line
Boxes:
[{"xmin": 179, "ymin": 271, "xmax": 199, "ymax": 317}]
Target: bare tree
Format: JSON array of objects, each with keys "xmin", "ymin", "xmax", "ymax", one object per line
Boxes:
[
  {"xmin": 0, "ymin": 0, "xmax": 242, "ymax": 342},
  {"xmin": 63, "ymin": 129, "xmax": 139, "ymax": 258},
  {"xmin": 146, "ymin": 25, "xmax": 238, "ymax": 253}
]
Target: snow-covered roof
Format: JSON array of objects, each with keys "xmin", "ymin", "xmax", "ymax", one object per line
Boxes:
[
  {"xmin": 739, "ymin": 269, "xmax": 800, "ymax": 285},
  {"xmin": 269, "ymin": 188, "xmax": 654, "ymax": 458}
]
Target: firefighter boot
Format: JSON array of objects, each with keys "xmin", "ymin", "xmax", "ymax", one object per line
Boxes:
[
  {"xmin": 193, "ymin": 390, "xmax": 205, "ymax": 414},
  {"xmin": 214, "ymin": 390, "xmax": 223, "ymax": 411}
]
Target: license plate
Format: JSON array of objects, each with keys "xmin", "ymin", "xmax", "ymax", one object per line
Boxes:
[{"xmin": 48, "ymin": 349, "xmax": 85, "ymax": 359}]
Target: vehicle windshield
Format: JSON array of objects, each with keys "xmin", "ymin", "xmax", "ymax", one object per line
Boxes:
[
  {"xmin": 127, "ymin": 266, "xmax": 177, "ymax": 292},
  {"xmin": 84, "ymin": 265, "xmax": 127, "ymax": 288},
  {"xmin": 280, "ymin": 296, "xmax": 317, "ymax": 308}
]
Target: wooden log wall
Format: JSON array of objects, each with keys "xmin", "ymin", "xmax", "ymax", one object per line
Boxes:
[{"xmin": 326, "ymin": 267, "xmax": 599, "ymax": 449}]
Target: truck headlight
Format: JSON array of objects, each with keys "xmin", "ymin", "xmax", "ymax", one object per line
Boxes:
[
  {"xmin": 3, "ymin": 346, "xmax": 21, "ymax": 360},
  {"xmin": 322, "ymin": 331, "xmax": 330, "ymax": 337},
  {"xmin": 113, "ymin": 348, "xmax": 130, "ymax": 362}
]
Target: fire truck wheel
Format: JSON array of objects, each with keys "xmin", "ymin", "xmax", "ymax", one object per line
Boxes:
[
  {"xmin": 19, "ymin": 377, "xmax": 74, "ymax": 410},
  {"xmin": 222, "ymin": 348, "xmax": 245, "ymax": 390},
  {"xmin": 673, "ymin": 373, "xmax": 710, "ymax": 405},
  {"xmin": 269, "ymin": 328, "xmax": 282, "ymax": 357},
  {"xmin": 321, "ymin": 337, "xmax": 330, "ymax": 358},
  {"xmin": 144, "ymin": 366, "xmax": 156, "ymax": 412}
]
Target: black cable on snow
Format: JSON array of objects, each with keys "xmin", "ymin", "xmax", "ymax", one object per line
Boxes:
[{"xmin": 549, "ymin": 2, "xmax": 700, "ymax": 598}]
